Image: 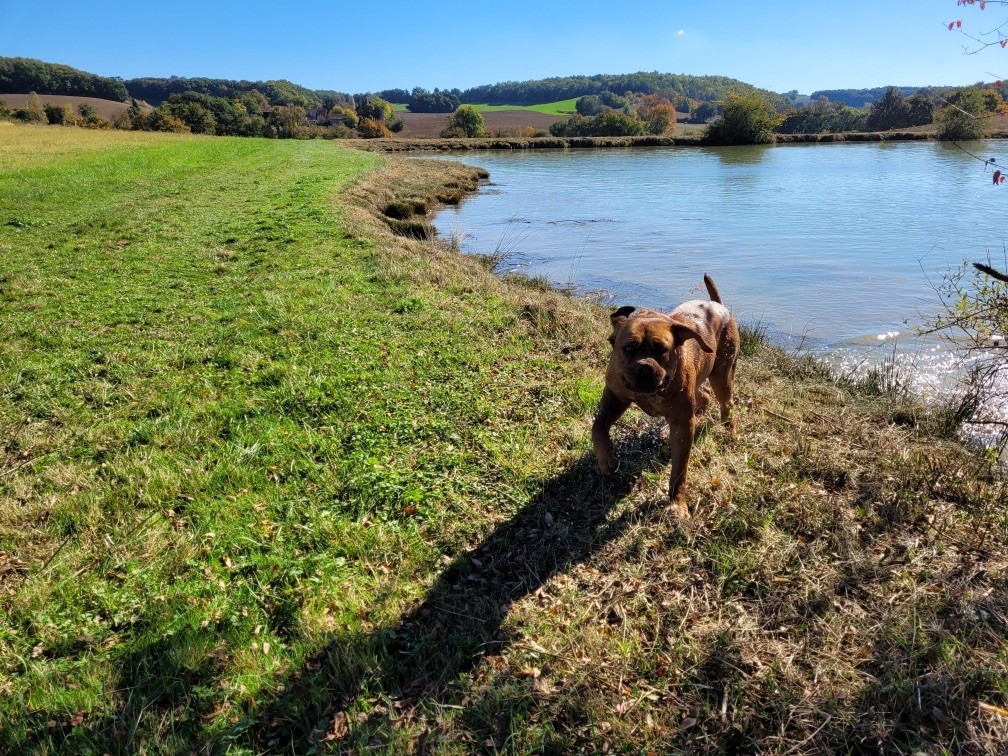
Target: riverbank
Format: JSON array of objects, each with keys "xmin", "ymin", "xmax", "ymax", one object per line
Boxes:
[
  {"xmin": 344, "ymin": 128, "xmax": 1008, "ymax": 152},
  {"xmin": 2, "ymin": 125, "xmax": 1006, "ymax": 754}
]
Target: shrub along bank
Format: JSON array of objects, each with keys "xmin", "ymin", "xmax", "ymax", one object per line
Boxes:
[{"xmin": 0, "ymin": 124, "xmax": 1005, "ymax": 753}]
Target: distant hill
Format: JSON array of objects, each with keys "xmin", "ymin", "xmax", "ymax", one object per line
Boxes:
[
  {"xmin": 810, "ymin": 87, "xmax": 918, "ymax": 107},
  {"xmin": 0, "ymin": 56, "xmax": 128, "ymax": 102},
  {"xmin": 458, "ymin": 72, "xmax": 792, "ymax": 110},
  {"xmin": 123, "ymin": 76, "xmax": 337, "ymax": 108},
  {"xmin": 810, "ymin": 84, "xmax": 999, "ymax": 108},
  {"xmin": 15, "ymin": 55, "xmax": 943, "ymax": 115}
]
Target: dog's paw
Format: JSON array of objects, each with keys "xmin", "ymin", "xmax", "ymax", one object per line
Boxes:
[
  {"xmin": 667, "ymin": 497, "xmax": 690, "ymax": 520},
  {"xmin": 597, "ymin": 456, "xmax": 616, "ymax": 476}
]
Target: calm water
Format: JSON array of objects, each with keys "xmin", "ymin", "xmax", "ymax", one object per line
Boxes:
[
  {"xmin": 433, "ymin": 142, "xmax": 1008, "ymax": 412},
  {"xmin": 435, "ymin": 141, "xmax": 1007, "ymax": 341}
]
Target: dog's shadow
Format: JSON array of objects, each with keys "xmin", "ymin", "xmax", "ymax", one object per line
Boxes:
[{"xmin": 254, "ymin": 432, "xmax": 671, "ymax": 749}]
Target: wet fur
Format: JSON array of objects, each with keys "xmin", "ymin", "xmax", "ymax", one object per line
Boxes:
[{"xmin": 592, "ymin": 275, "xmax": 740, "ymax": 513}]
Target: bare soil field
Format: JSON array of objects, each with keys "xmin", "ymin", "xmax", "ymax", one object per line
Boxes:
[
  {"xmin": 0, "ymin": 93, "xmax": 135, "ymax": 120},
  {"xmin": 395, "ymin": 109, "xmax": 563, "ymax": 138}
]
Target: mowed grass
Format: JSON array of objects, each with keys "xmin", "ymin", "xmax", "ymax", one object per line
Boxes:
[{"xmin": 2, "ymin": 123, "xmax": 1008, "ymax": 754}]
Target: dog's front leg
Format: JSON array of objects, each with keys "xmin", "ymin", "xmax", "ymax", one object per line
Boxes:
[
  {"xmin": 592, "ymin": 388, "xmax": 630, "ymax": 475},
  {"xmin": 667, "ymin": 412, "xmax": 697, "ymax": 512}
]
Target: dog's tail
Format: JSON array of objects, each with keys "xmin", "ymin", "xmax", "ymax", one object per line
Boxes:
[{"xmin": 703, "ymin": 274, "xmax": 723, "ymax": 304}]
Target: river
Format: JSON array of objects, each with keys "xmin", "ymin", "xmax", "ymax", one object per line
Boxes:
[{"xmin": 433, "ymin": 141, "xmax": 1007, "ymax": 432}]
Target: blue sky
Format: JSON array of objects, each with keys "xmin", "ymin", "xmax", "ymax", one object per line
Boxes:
[{"xmin": 2, "ymin": 1, "xmax": 1006, "ymax": 95}]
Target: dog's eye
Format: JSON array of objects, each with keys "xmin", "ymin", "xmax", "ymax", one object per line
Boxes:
[
  {"xmin": 622, "ymin": 343, "xmax": 636, "ymax": 354},
  {"xmin": 653, "ymin": 343, "xmax": 668, "ymax": 355}
]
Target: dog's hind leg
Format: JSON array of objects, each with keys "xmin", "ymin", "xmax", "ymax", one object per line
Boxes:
[
  {"xmin": 694, "ymin": 384, "xmax": 712, "ymax": 418},
  {"xmin": 709, "ymin": 351, "xmax": 737, "ymax": 433},
  {"xmin": 592, "ymin": 388, "xmax": 631, "ymax": 475}
]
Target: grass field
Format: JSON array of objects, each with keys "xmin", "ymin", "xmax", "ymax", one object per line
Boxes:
[
  {"xmin": 2, "ymin": 123, "xmax": 1007, "ymax": 754},
  {"xmin": 471, "ymin": 98, "xmax": 579, "ymax": 116},
  {"xmin": 392, "ymin": 99, "xmax": 578, "ymax": 116}
]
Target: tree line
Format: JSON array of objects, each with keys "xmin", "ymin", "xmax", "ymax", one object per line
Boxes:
[
  {"xmin": 122, "ymin": 76, "xmax": 335, "ymax": 108},
  {"xmin": 0, "ymin": 57, "xmax": 128, "ymax": 102},
  {"xmin": 704, "ymin": 85, "xmax": 1002, "ymax": 145},
  {"xmin": 0, "ymin": 89, "xmax": 406, "ymax": 140},
  {"xmin": 455, "ymin": 71, "xmax": 791, "ymax": 111}
]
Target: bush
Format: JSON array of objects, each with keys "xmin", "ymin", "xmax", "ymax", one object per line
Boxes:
[
  {"xmin": 333, "ymin": 105, "xmax": 358, "ymax": 129},
  {"xmin": 776, "ymin": 98, "xmax": 868, "ymax": 134},
  {"xmin": 929, "ymin": 260, "xmax": 1008, "ymax": 451},
  {"xmin": 356, "ymin": 95, "xmax": 394, "ymax": 123},
  {"xmin": 688, "ymin": 101, "xmax": 718, "ymax": 124},
  {"xmin": 865, "ymin": 87, "xmax": 934, "ymax": 131},
  {"xmin": 268, "ymin": 105, "xmax": 307, "ymax": 138},
  {"xmin": 550, "ymin": 110, "xmax": 647, "ymax": 137},
  {"xmin": 575, "ymin": 95, "xmax": 605, "ymax": 116},
  {"xmin": 357, "ymin": 117, "xmax": 393, "ymax": 138},
  {"xmin": 110, "ymin": 110, "xmax": 133, "ymax": 130},
  {"xmin": 44, "ymin": 102, "xmax": 75, "ymax": 126},
  {"xmin": 635, "ymin": 94, "xmax": 676, "ymax": 135},
  {"xmin": 16, "ymin": 92, "xmax": 46, "ymax": 124},
  {"xmin": 0, "ymin": 97, "xmax": 11, "ymax": 120},
  {"xmin": 441, "ymin": 105, "xmax": 485, "ymax": 138},
  {"xmin": 77, "ymin": 102, "xmax": 108, "ymax": 128},
  {"xmin": 704, "ymin": 92, "xmax": 777, "ymax": 145},
  {"xmin": 936, "ymin": 88, "xmax": 986, "ymax": 141},
  {"xmin": 145, "ymin": 111, "xmax": 190, "ymax": 133},
  {"xmin": 157, "ymin": 100, "xmax": 215, "ymax": 134},
  {"xmin": 592, "ymin": 109, "xmax": 646, "ymax": 136},
  {"xmin": 597, "ymin": 90, "xmax": 628, "ymax": 109},
  {"xmin": 13, "ymin": 108, "xmax": 45, "ymax": 124}
]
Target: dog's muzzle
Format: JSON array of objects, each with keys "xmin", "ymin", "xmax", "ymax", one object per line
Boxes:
[{"xmin": 622, "ymin": 361, "xmax": 666, "ymax": 394}]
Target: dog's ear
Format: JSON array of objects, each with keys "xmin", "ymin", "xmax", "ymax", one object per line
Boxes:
[
  {"xmin": 671, "ymin": 318, "xmax": 714, "ymax": 353},
  {"xmin": 608, "ymin": 306, "xmax": 635, "ymax": 344}
]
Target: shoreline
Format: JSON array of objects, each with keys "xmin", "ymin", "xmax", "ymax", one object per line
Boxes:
[
  {"xmin": 344, "ymin": 129, "xmax": 1008, "ymax": 152},
  {"xmin": 410, "ymin": 148, "xmax": 1007, "ymax": 455}
]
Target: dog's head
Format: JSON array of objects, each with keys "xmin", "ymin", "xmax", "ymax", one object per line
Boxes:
[{"xmin": 608, "ymin": 306, "xmax": 714, "ymax": 394}]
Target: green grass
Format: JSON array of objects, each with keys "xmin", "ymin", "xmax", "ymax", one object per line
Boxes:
[
  {"xmin": 394, "ymin": 99, "xmax": 578, "ymax": 115},
  {"xmin": 2, "ymin": 123, "xmax": 1007, "ymax": 754},
  {"xmin": 470, "ymin": 98, "xmax": 579, "ymax": 115}
]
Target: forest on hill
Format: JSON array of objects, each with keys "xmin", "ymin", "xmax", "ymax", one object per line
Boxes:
[
  {"xmin": 808, "ymin": 85, "xmax": 992, "ymax": 108},
  {"xmin": 457, "ymin": 72, "xmax": 791, "ymax": 110},
  {"xmin": 0, "ymin": 57, "xmax": 128, "ymax": 102},
  {"xmin": 122, "ymin": 76, "xmax": 334, "ymax": 108},
  {"xmin": 2, "ymin": 56, "xmax": 791, "ymax": 114}
]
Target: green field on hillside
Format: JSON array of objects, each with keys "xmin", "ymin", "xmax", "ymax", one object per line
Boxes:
[
  {"xmin": 472, "ymin": 98, "xmax": 578, "ymax": 115},
  {"xmin": 392, "ymin": 99, "xmax": 578, "ymax": 115}
]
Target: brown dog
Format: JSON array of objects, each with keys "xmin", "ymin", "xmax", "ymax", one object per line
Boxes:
[{"xmin": 592, "ymin": 275, "xmax": 739, "ymax": 512}]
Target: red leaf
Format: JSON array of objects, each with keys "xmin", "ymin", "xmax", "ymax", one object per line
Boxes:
[
  {"xmin": 958, "ymin": 20, "xmax": 963, "ymax": 29},
  {"xmin": 981, "ymin": 1, "xmax": 987, "ymax": 9},
  {"xmin": 997, "ymin": 81, "xmax": 1003, "ymax": 88},
  {"xmin": 994, "ymin": 170, "xmax": 1002, "ymax": 185},
  {"xmin": 1002, "ymin": 39, "xmax": 1008, "ymax": 48}
]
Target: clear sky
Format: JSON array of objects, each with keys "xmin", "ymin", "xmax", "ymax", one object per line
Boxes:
[{"xmin": 2, "ymin": 1, "xmax": 1006, "ymax": 95}]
